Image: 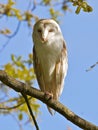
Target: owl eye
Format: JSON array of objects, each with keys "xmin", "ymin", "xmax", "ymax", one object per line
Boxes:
[
  {"xmin": 38, "ymin": 29, "xmax": 42, "ymax": 33},
  {"xmin": 49, "ymin": 29, "xmax": 54, "ymax": 32}
]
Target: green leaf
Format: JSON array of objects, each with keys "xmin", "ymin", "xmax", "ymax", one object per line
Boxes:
[
  {"xmin": 8, "ymin": 0, "xmax": 15, "ymax": 6},
  {"xmin": 86, "ymin": 5, "xmax": 93, "ymax": 12},
  {"xmin": 42, "ymin": 0, "xmax": 51, "ymax": 5},
  {"xmin": 75, "ymin": 6, "xmax": 81, "ymax": 14},
  {"xmin": 82, "ymin": 1, "xmax": 87, "ymax": 9},
  {"xmin": 62, "ymin": 5, "xmax": 68, "ymax": 11},
  {"xmin": 11, "ymin": 54, "xmax": 15, "ymax": 61},
  {"xmin": 18, "ymin": 113, "xmax": 23, "ymax": 120}
]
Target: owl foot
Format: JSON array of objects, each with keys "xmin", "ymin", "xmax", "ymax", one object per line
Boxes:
[{"xmin": 44, "ymin": 92, "xmax": 53, "ymax": 100}]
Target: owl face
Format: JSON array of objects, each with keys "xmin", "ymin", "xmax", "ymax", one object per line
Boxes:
[{"xmin": 33, "ymin": 19, "xmax": 62, "ymax": 45}]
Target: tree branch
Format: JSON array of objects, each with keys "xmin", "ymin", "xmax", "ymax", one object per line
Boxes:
[
  {"xmin": 86, "ymin": 61, "xmax": 98, "ymax": 72},
  {"xmin": 0, "ymin": 21, "xmax": 21, "ymax": 53},
  {"xmin": 0, "ymin": 70, "xmax": 98, "ymax": 130},
  {"xmin": 0, "ymin": 97, "xmax": 32, "ymax": 110},
  {"xmin": 22, "ymin": 93, "xmax": 39, "ymax": 130}
]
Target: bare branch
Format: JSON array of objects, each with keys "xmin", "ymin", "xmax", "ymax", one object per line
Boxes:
[
  {"xmin": 22, "ymin": 93, "xmax": 39, "ymax": 130},
  {"xmin": 10, "ymin": 113, "xmax": 23, "ymax": 130},
  {"xmin": 0, "ymin": 97, "xmax": 32, "ymax": 110},
  {"xmin": 0, "ymin": 21, "xmax": 21, "ymax": 53},
  {"xmin": 0, "ymin": 38, "xmax": 10, "ymax": 53},
  {"xmin": 0, "ymin": 70, "xmax": 98, "ymax": 130},
  {"xmin": 86, "ymin": 61, "xmax": 98, "ymax": 72},
  {"xmin": 5, "ymin": 21, "xmax": 21, "ymax": 38}
]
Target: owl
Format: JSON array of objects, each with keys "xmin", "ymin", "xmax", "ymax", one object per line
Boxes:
[{"xmin": 32, "ymin": 19, "xmax": 68, "ymax": 115}]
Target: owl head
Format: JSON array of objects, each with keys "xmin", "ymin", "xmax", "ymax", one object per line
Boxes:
[{"xmin": 33, "ymin": 19, "xmax": 63, "ymax": 45}]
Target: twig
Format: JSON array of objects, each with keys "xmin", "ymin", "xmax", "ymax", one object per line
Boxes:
[
  {"xmin": 0, "ymin": 38, "xmax": 10, "ymax": 53},
  {"xmin": 22, "ymin": 93, "xmax": 39, "ymax": 130},
  {"xmin": 0, "ymin": 97, "xmax": 32, "ymax": 110},
  {"xmin": 86, "ymin": 61, "xmax": 98, "ymax": 72},
  {"xmin": 10, "ymin": 113, "xmax": 23, "ymax": 130},
  {"xmin": 28, "ymin": 0, "xmax": 36, "ymax": 11},
  {"xmin": 6, "ymin": 21, "xmax": 21, "ymax": 38},
  {"xmin": 0, "ymin": 21, "xmax": 21, "ymax": 53}
]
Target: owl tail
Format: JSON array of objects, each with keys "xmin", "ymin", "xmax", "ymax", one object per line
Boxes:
[{"xmin": 47, "ymin": 106, "xmax": 56, "ymax": 115}]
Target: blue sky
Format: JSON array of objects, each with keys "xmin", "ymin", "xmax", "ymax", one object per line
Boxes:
[{"xmin": 0, "ymin": 0, "xmax": 98, "ymax": 130}]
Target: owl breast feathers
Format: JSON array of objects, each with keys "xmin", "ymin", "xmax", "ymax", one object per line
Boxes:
[{"xmin": 32, "ymin": 19, "xmax": 68, "ymax": 115}]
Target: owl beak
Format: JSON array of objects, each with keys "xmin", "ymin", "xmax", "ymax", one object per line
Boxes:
[
  {"xmin": 41, "ymin": 37, "xmax": 47, "ymax": 42},
  {"xmin": 41, "ymin": 36, "xmax": 47, "ymax": 43},
  {"xmin": 41, "ymin": 32, "xmax": 48, "ymax": 43}
]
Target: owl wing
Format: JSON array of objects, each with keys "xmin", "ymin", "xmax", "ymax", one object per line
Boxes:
[
  {"xmin": 55, "ymin": 41, "xmax": 68, "ymax": 99},
  {"xmin": 33, "ymin": 46, "xmax": 45, "ymax": 91}
]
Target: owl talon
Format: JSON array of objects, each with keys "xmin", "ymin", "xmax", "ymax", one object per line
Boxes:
[{"xmin": 44, "ymin": 92, "xmax": 53, "ymax": 100}]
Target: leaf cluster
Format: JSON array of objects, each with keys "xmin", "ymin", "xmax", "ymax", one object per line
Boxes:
[
  {"xmin": 0, "ymin": 0, "xmax": 38, "ymax": 26},
  {"xmin": 0, "ymin": 0, "xmax": 22, "ymax": 19},
  {"xmin": 0, "ymin": 0, "xmax": 93, "ymax": 38},
  {"xmin": 0, "ymin": 54, "xmax": 40, "ymax": 125},
  {"xmin": 71, "ymin": 0, "xmax": 93, "ymax": 14},
  {"xmin": 4, "ymin": 54, "xmax": 35, "ymax": 85}
]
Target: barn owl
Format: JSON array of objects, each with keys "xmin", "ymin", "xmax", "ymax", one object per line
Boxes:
[{"xmin": 32, "ymin": 19, "xmax": 68, "ymax": 115}]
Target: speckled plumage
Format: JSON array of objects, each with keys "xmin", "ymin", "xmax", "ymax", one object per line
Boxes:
[{"xmin": 32, "ymin": 19, "xmax": 68, "ymax": 115}]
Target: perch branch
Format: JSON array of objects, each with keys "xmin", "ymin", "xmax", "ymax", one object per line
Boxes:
[{"xmin": 0, "ymin": 70, "xmax": 98, "ymax": 130}]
